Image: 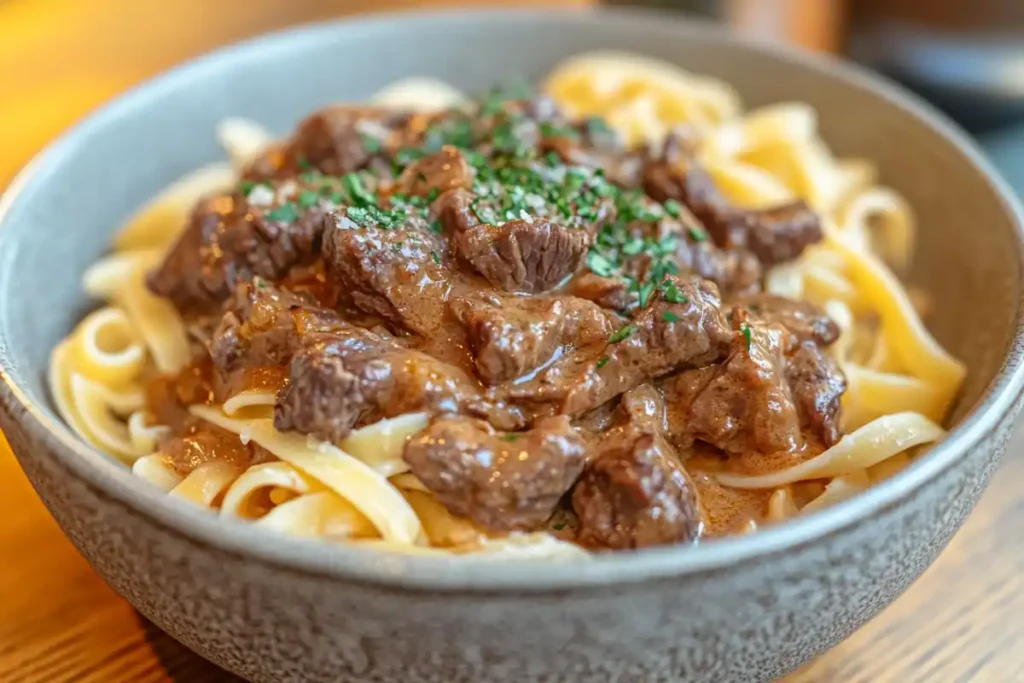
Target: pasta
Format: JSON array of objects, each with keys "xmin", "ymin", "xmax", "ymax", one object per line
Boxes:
[{"xmin": 49, "ymin": 52, "xmax": 966, "ymax": 556}]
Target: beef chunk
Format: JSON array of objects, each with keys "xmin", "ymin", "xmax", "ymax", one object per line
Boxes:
[
  {"xmin": 322, "ymin": 209, "xmax": 451, "ymax": 335},
  {"xmin": 451, "ymin": 292, "xmax": 612, "ymax": 385},
  {"xmin": 434, "ymin": 188, "xmax": 477, "ymax": 234},
  {"xmin": 455, "ymin": 218, "xmax": 591, "ymax": 294},
  {"xmin": 286, "ymin": 106, "xmax": 410, "ymax": 178},
  {"xmin": 274, "ymin": 336, "xmax": 393, "ymax": 443},
  {"xmin": 732, "ymin": 293, "xmax": 839, "ymax": 347},
  {"xmin": 395, "ymin": 146, "xmax": 473, "ymax": 197},
  {"xmin": 684, "ymin": 320, "xmax": 802, "ymax": 455},
  {"xmin": 148, "ymin": 190, "xmax": 326, "ymax": 314},
  {"xmin": 273, "ymin": 326, "xmax": 525, "ymax": 441},
  {"xmin": 207, "ymin": 280, "xmax": 344, "ymax": 396},
  {"xmin": 644, "ymin": 160, "xmax": 822, "ymax": 266},
  {"xmin": 451, "ymin": 293, "xmax": 565, "ymax": 385},
  {"xmin": 568, "ymin": 271, "xmax": 632, "ymax": 310},
  {"xmin": 670, "ymin": 218, "xmax": 763, "ymax": 299},
  {"xmin": 786, "ymin": 341, "xmax": 846, "ymax": 447},
  {"xmin": 563, "ymin": 276, "xmax": 733, "ymax": 414},
  {"xmin": 403, "ymin": 414, "xmax": 586, "ymax": 530},
  {"xmin": 662, "ymin": 308, "xmax": 846, "ymax": 456},
  {"xmin": 573, "ymin": 385, "xmax": 702, "ymax": 549}
]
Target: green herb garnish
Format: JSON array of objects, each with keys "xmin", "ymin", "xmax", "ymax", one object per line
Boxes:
[
  {"xmin": 265, "ymin": 203, "xmax": 299, "ymax": 223},
  {"xmin": 296, "ymin": 190, "xmax": 319, "ymax": 209},
  {"xmin": 608, "ymin": 324, "xmax": 637, "ymax": 344},
  {"xmin": 342, "ymin": 173, "xmax": 375, "ymax": 207},
  {"xmin": 741, "ymin": 323, "xmax": 753, "ymax": 351},
  {"xmin": 586, "ymin": 250, "xmax": 617, "ymax": 278},
  {"xmin": 431, "ymin": 251, "xmax": 441, "ymax": 265},
  {"xmin": 540, "ymin": 121, "xmax": 580, "ymax": 141},
  {"xmin": 635, "ymin": 281, "xmax": 654, "ymax": 308},
  {"xmin": 621, "ymin": 237, "xmax": 644, "ymax": 256},
  {"xmin": 596, "ymin": 356, "xmax": 609, "ymax": 369},
  {"xmin": 663, "ymin": 199, "xmax": 683, "ymax": 218},
  {"xmin": 662, "ymin": 311, "xmax": 682, "ymax": 323},
  {"xmin": 551, "ymin": 522, "xmax": 567, "ymax": 531},
  {"xmin": 661, "ymin": 280, "xmax": 689, "ymax": 304},
  {"xmin": 297, "ymin": 155, "xmax": 312, "ymax": 172},
  {"xmin": 240, "ymin": 180, "xmax": 257, "ymax": 196},
  {"xmin": 500, "ymin": 433, "xmax": 519, "ymax": 442},
  {"xmin": 360, "ymin": 133, "xmax": 382, "ymax": 153},
  {"xmin": 688, "ymin": 225, "xmax": 708, "ymax": 242}
]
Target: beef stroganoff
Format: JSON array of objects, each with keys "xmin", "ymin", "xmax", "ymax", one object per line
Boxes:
[{"xmin": 49, "ymin": 52, "xmax": 965, "ymax": 558}]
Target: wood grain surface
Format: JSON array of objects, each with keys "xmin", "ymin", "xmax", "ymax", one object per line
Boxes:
[{"xmin": 1, "ymin": 1, "xmax": 1018, "ymax": 681}]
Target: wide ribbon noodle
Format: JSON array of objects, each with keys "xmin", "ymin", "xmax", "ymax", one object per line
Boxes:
[{"xmin": 50, "ymin": 51, "xmax": 965, "ymax": 554}]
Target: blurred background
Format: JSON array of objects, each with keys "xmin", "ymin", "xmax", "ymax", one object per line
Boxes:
[{"xmin": 5, "ymin": 0, "xmax": 1024, "ymax": 187}]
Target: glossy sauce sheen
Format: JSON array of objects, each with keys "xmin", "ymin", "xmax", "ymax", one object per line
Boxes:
[{"xmin": 143, "ymin": 89, "xmax": 847, "ymax": 550}]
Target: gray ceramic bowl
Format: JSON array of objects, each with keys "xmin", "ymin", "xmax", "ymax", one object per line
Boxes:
[{"xmin": 2, "ymin": 8, "xmax": 1023, "ymax": 683}]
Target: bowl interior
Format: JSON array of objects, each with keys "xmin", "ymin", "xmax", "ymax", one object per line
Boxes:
[{"xmin": 0, "ymin": 8, "xmax": 1021, "ymax": 581}]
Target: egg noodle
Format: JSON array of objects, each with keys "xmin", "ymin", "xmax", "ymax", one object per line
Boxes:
[{"xmin": 49, "ymin": 52, "xmax": 965, "ymax": 556}]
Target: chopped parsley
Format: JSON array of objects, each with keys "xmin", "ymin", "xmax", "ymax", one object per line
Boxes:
[
  {"xmin": 688, "ymin": 225, "xmax": 708, "ymax": 242},
  {"xmin": 663, "ymin": 199, "xmax": 683, "ymax": 219},
  {"xmin": 637, "ymin": 281, "xmax": 656, "ymax": 308},
  {"xmin": 539, "ymin": 121, "xmax": 579, "ymax": 141},
  {"xmin": 596, "ymin": 356, "xmax": 609, "ymax": 369},
  {"xmin": 586, "ymin": 251, "xmax": 617, "ymax": 278},
  {"xmin": 360, "ymin": 133, "xmax": 382, "ymax": 153},
  {"xmin": 265, "ymin": 203, "xmax": 299, "ymax": 223},
  {"xmin": 608, "ymin": 324, "xmax": 637, "ymax": 344},
  {"xmin": 297, "ymin": 155, "xmax": 312, "ymax": 172},
  {"xmin": 662, "ymin": 310, "xmax": 682, "ymax": 323},
  {"xmin": 296, "ymin": 190, "xmax": 319, "ymax": 209},
  {"xmin": 551, "ymin": 522, "xmax": 567, "ymax": 531},
  {"xmin": 661, "ymin": 280, "xmax": 689, "ymax": 304},
  {"xmin": 240, "ymin": 180, "xmax": 257, "ymax": 196},
  {"xmin": 741, "ymin": 323, "xmax": 753, "ymax": 351},
  {"xmin": 500, "ymin": 433, "xmax": 519, "ymax": 442},
  {"xmin": 431, "ymin": 251, "xmax": 441, "ymax": 265},
  {"xmin": 342, "ymin": 173, "xmax": 376, "ymax": 207}
]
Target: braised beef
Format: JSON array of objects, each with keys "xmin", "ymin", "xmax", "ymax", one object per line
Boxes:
[
  {"xmin": 451, "ymin": 292, "xmax": 612, "ymax": 385},
  {"xmin": 435, "ymin": 188, "xmax": 478, "ymax": 234},
  {"xmin": 684, "ymin": 319, "xmax": 802, "ymax": 455},
  {"xmin": 563, "ymin": 275, "xmax": 734, "ymax": 414},
  {"xmin": 404, "ymin": 414, "xmax": 586, "ymax": 530},
  {"xmin": 662, "ymin": 307, "xmax": 846, "ymax": 457},
  {"xmin": 573, "ymin": 386, "xmax": 702, "ymax": 548},
  {"xmin": 148, "ymin": 189, "xmax": 327, "ymax": 313},
  {"xmin": 322, "ymin": 208, "xmax": 450, "ymax": 335},
  {"xmin": 454, "ymin": 218, "xmax": 591, "ymax": 294},
  {"xmin": 786, "ymin": 341, "xmax": 845, "ymax": 447},
  {"xmin": 142, "ymin": 84, "xmax": 858, "ymax": 550},
  {"xmin": 644, "ymin": 159, "xmax": 823, "ymax": 266},
  {"xmin": 395, "ymin": 146, "xmax": 473, "ymax": 197},
  {"xmin": 568, "ymin": 272, "xmax": 632, "ymax": 310},
  {"xmin": 274, "ymin": 337, "xmax": 393, "ymax": 443},
  {"xmin": 732, "ymin": 293, "xmax": 839, "ymax": 347}
]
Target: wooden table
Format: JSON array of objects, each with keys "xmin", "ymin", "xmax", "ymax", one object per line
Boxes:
[{"xmin": 2, "ymin": 1, "xmax": 1020, "ymax": 681}]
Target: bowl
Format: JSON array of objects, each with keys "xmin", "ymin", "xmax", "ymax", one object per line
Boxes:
[{"xmin": 1, "ymin": 8, "xmax": 1023, "ymax": 683}]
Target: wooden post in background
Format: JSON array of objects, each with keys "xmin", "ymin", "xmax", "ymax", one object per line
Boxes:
[{"xmin": 724, "ymin": 0, "xmax": 845, "ymax": 53}]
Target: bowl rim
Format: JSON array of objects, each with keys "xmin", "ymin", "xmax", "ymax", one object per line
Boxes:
[{"xmin": 2, "ymin": 5, "xmax": 1023, "ymax": 594}]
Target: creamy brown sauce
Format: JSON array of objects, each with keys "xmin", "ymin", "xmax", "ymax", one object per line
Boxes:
[{"xmin": 142, "ymin": 87, "xmax": 847, "ymax": 549}]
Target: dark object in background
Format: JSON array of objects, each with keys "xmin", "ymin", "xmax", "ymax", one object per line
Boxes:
[
  {"xmin": 604, "ymin": 0, "xmax": 1024, "ymax": 136},
  {"xmin": 847, "ymin": 0, "xmax": 1024, "ymax": 135}
]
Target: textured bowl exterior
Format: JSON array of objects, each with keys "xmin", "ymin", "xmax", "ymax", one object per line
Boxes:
[{"xmin": 1, "ymin": 9, "xmax": 1023, "ymax": 683}]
